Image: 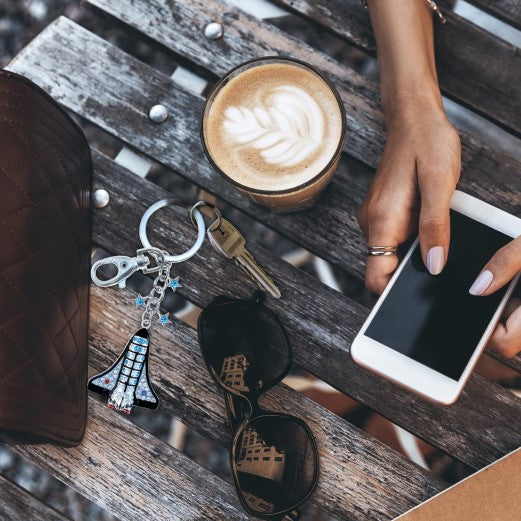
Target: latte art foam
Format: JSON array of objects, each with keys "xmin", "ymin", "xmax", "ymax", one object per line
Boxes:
[
  {"xmin": 223, "ymin": 85, "xmax": 324, "ymax": 168},
  {"xmin": 204, "ymin": 63, "xmax": 343, "ymax": 192}
]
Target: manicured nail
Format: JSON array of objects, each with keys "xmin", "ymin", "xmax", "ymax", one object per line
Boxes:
[
  {"xmin": 469, "ymin": 270, "xmax": 493, "ymax": 296},
  {"xmin": 427, "ymin": 246, "xmax": 445, "ymax": 275}
]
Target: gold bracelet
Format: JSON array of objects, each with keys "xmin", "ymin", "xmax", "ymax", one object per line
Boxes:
[{"xmin": 360, "ymin": 0, "xmax": 447, "ymax": 24}]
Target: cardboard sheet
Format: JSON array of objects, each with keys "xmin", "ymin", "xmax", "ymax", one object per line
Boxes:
[{"xmin": 396, "ymin": 448, "xmax": 521, "ymax": 521}]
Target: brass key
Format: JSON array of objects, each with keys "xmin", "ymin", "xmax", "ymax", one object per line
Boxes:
[{"xmin": 207, "ymin": 218, "xmax": 281, "ymax": 299}]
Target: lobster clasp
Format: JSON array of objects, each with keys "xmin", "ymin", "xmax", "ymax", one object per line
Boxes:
[
  {"xmin": 91, "ymin": 248, "xmax": 167, "ymax": 289},
  {"xmin": 91, "ymin": 255, "xmax": 146, "ymax": 288}
]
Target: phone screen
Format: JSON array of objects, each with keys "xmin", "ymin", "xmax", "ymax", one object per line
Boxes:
[{"xmin": 365, "ymin": 211, "xmax": 512, "ymax": 380}]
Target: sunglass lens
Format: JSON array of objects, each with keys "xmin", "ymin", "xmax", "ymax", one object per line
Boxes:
[
  {"xmin": 233, "ymin": 416, "xmax": 317, "ymax": 515},
  {"xmin": 199, "ymin": 301, "xmax": 290, "ymax": 394}
]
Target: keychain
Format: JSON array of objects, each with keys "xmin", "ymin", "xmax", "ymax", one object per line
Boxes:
[{"xmin": 89, "ymin": 199, "xmax": 206, "ymax": 414}]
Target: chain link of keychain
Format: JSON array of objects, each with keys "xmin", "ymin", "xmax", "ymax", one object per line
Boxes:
[
  {"xmin": 90, "ymin": 246, "xmax": 180, "ymax": 329},
  {"xmin": 140, "ymin": 260, "xmax": 173, "ymax": 329}
]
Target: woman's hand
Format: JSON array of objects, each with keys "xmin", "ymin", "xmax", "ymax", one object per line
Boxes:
[
  {"xmin": 360, "ymin": 0, "xmax": 462, "ymax": 294},
  {"xmin": 358, "ymin": 99, "xmax": 461, "ymax": 293},
  {"xmin": 469, "ymin": 237, "xmax": 521, "ymax": 358}
]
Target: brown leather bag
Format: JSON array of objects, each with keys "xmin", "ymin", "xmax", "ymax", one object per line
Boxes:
[{"xmin": 0, "ymin": 70, "xmax": 91, "ymax": 446}]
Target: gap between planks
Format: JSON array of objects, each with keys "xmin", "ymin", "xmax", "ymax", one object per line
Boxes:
[
  {"xmin": 0, "ymin": 474, "xmax": 72, "ymax": 521},
  {"xmin": 463, "ymin": 0, "xmax": 521, "ymax": 30}
]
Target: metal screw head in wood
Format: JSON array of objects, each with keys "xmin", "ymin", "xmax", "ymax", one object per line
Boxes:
[
  {"xmin": 204, "ymin": 22, "xmax": 223, "ymax": 40},
  {"xmin": 148, "ymin": 104, "xmax": 169, "ymax": 123},
  {"xmin": 93, "ymin": 188, "xmax": 110, "ymax": 208}
]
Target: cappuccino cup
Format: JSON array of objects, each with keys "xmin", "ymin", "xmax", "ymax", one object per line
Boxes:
[{"xmin": 201, "ymin": 57, "xmax": 346, "ymax": 212}]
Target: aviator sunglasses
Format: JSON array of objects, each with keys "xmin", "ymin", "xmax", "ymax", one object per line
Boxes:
[{"xmin": 198, "ymin": 291, "xmax": 319, "ymax": 520}]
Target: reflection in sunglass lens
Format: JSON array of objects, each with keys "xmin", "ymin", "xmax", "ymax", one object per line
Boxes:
[
  {"xmin": 233, "ymin": 416, "xmax": 316, "ymax": 514},
  {"xmin": 199, "ymin": 302, "xmax": 290, "ymax": 393}
]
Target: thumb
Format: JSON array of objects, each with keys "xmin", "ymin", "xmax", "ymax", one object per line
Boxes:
[
  {"xmin": 469, "ymin": 236, "xmax": 521, "ymax": 296},
  {"xmin": 488, "ymin": 298, "xmax": 521, "ymax": 359}
]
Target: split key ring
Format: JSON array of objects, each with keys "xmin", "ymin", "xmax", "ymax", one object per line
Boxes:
[{"xmin": 139, "ymin": 198, "xmax": 206, "ymax": 263}]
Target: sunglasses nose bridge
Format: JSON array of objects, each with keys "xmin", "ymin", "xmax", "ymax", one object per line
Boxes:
[
  {"xmin": 248, "ymin": 394, "xmax": 263, "ymax": 417},
  {"xmin": 226, "ymin": 391, "xmax": 255, "ymax": 432}
]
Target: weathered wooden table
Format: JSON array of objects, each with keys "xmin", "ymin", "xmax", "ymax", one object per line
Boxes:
[{"xmin": 2, "ymin": 0, "xmax": 521, "ymax": 519}]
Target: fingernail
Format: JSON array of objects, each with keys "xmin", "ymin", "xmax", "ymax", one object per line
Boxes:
[
  {"xmin": 427, "ymin": 246, "xmax": 445, "ymax": 275},
  {"xmin": 469, "ymin": 270, "xmax": 493, "ymax": 296}
]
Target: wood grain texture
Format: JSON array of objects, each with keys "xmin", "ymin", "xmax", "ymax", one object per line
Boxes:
[
  {"xmin": 4, "ymin": 6, "xmax": 519, "ymax": 520},
  {"xmin": 86, "ymin": 149, "xmax": 521, "ymax": 471},
  {"xmin": 88, "ymin": 285, "xmax": 446, "ymax": 521},
  {"xmin": 0, "ymin": 474, "xmax": 71, "ymax": 521},
  {"xmin": 269, "ymin": 0, "xmax": 521, "ymax": 135},
  {"xmin": 464, "ymin": 0, "xmax": 521, "ymax": 30},
  {"xmin": 11, "ymin": 400, "xmax": 250, "ymax": 521},
  {"xmin": 8, "ymin": 16, "xmax": 521, "ymax": 374},
  {"xmin": 8, "ymin": 16, "xmax": 521, "ymax": 286}
]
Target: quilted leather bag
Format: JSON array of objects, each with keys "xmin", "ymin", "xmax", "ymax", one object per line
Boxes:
[{"xmin": 0, "ymin": 70, "xmax": 91, "ymax": 446}]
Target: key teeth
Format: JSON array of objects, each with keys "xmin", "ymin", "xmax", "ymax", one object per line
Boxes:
[{"xmin": 208, "ymin": 217, "xmax": 281, "ymax": 298}]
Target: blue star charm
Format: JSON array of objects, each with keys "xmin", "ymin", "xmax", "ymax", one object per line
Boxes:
[
  {"xmin": 158, "ymin": 313, "xmax": 170, "ymax": 326},
  {"xmin": 135, "ymin": 295, "xmax": 146, "ymax": 308},
  {"xmin": 169, "ymin": 277, "xmax": 181, "ymax": 291}
]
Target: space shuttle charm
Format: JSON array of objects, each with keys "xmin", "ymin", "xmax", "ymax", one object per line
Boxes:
[
  {"xmin": 89, "ymin": 247, "xmax": 181, "ymax": 415},
  {"xmin": 88, "ymin": 329, "xmax": 158, "ymax": 414}
]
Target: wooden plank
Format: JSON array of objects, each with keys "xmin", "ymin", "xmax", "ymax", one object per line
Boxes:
[
  {"xmin": 0, "ymin": 474, "xmax": 71, "ymax": 521},
  {"xmin": 85, "ymin": 0, "xmax": 521, "ymax": 138},
  {"xmin": 12, "ymin": 400, "xmax": 250, "ymax": 521},
  {"xmin": 8, "ymin": 17, "xmax": 521, "ymax": 373},
  {"xmin": 464, "ymin": 0, "xmax": 521, "ymax": 30},
  {"xmin": 88, "ymin": 148, "xmax": 521, "ymax": 471},
  {"xmin": 274, "ymin": 0, "xmax": 521, "ymax": 135},
  {"xmin": 8, "ymin": 16, "xmax": 520, "ymax": 286},
  {"xmin": 88, "ymin": 285, "xmax": 446, "ymax": 521}
]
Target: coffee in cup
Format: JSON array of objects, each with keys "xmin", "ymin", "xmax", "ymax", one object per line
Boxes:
[{"xmin": 201, "ymin": 57, "xmax": 346, "ymax": 212}]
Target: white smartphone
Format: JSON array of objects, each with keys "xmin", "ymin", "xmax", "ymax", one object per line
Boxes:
[{"xmin": 351, "ymin": 190, "xmax": 521, "ymax": 405}]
